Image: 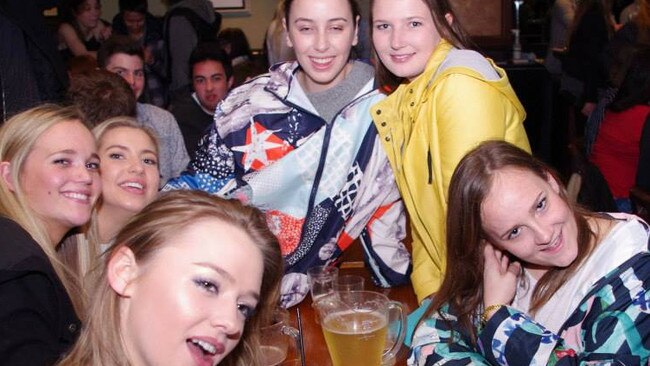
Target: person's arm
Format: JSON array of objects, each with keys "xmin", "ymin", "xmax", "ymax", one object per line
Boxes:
[
  {"xmin": 163, "ymin": 123, "xmax": 235, "ymax": 193},
  {"xmin": 479, "ymin": 255, "xmax": 650, "ymax": 365},
  {"xmin": 0, "ymin": 272, "xmax": 71, "ymax": 365},
  {"xmin": 409, "ymin": 304, "xmax": 491, "ymax": 366},
  {"xmin": 435, "ymin": 74, "xmax": 528, "ymax": 198},
  {"xmin": 340, "ymin": 135, "xmax": 411, "ymax": 287},
  {"xmin": 58, "ymin": 23, "xmax": 95, "ymax": 58}
]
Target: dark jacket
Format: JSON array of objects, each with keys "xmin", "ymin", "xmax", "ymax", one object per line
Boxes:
[
  {"xmin": 168, "ymin": 87, "xmax": 213, "ymax": 157},
  {"xmin": 0, "ymin": 217, "xmax": 80, "ymax": 365}
]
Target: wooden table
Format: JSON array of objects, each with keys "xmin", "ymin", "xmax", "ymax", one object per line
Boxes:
[{"xmin": 285, "ymin": 266, "xmax": 418, "ymax": 366}]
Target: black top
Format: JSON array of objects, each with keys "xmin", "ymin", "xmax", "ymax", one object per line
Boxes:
[
  {"xmin": 0, "ymin": 217, "xmax": 80, "ymax": 365},
  {"xmin": 169, "ymin": 88, "xmax": 214, "ymax": 157}
]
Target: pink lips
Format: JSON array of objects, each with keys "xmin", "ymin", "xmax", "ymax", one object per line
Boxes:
[
  {"xmin": 390, "ymin": 53, "xmax": 413, "ymax": 63},
  {"xmin": 310, "ymin": 56, "xmax": 334, "ymax": 71},
  {"xmin": 542, "ymin": 230, "xmax": 564, "ymax": 254},
  {"xmin": 187, "ymin": 337, "xmax": 225, "ymax": 366}
]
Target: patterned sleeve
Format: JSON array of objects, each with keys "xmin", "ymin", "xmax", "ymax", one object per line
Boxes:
[
  {"xmin": 408, "ymin": 305, "xmax": 492, "ymax": 366},
  {"xmin": 163, "ymin": 123, "xmax": 236, "ymax": 193},
  {"xmin": 346, "ymin": 135, "xmax": 411, "ymax": 287},
  {"xmin": 479, "ymin": 254, "xmax": 650, "ymax": 365}
]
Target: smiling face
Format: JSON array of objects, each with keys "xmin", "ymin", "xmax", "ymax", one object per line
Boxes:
[
  {"xmin": 480, "ymin": 167, "xmax": 579, "ymax": 279},
  {"xmin": 98, "ymin": 127, "xmax": 159, "ymax": 217},
  {"xmin": 113, "ymin": 219, "xmax": 264, "ymax": 366},
  {"xmin": 19, "ymin": 120, "xmax": 100, "ymax": 243},
  {"xmin": 75, "ymin": 0, "xmax": 101, "ymax": 30},
  {"xmin": 192, "ymin": 60, "xmax": 233, "ymax": 112},
  {"xmin": 285, "ymin": 0, "xmax": 359, "ymax": 93},
  {"xmin": 372, "ymin": 0, "xmax": 444, "ymax": 81},
  {"xmin": 105, "ymin": 53, "xmax": 145, "ymax": 99}
]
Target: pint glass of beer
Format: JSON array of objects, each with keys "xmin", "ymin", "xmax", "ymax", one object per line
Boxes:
[{"xmin": 314, "ymin": 291, "xmax": 406, "ymax": 366}]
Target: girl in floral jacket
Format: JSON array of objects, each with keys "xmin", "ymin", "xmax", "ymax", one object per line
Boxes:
[{"xmin": 409, "ymin": 141, "xmax": 650, "ymax": 365}]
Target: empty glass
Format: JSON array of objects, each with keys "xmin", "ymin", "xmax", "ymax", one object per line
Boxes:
[
  {"xmin": 334, "ymin": 274, "xmax": 364, "ymax": 292},
  {"xmin": 307, "ymin": 265, "xmax": 339, "ymax": 302}
]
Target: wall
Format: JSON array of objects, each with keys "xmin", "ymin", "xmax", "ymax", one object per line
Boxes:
[{"xmin": 102, "ymin": 0, "xmax": 277, "ymax": 49}]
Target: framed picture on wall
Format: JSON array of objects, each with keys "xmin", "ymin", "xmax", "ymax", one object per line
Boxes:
[{"xmin": 211, "ymin": 0, "xmax": 246, "ymax": 11}]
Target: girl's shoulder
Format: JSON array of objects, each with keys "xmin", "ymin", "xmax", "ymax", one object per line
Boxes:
[
  {"xmin": 0, "ymin": 217, "xmax": 46, "ymax": 272},
  {"xmin": 438, "ymin": 49, "xmax": 500, "ymax": 81}
]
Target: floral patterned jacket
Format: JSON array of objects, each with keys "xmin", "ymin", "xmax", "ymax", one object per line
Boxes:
[
  {"xmin": 165, "ymin": 61, "xmax": 411, "ymax": 307},
  {"xmin": 409, "ymin": 217, "xmax": 650, "ymax": 365}
]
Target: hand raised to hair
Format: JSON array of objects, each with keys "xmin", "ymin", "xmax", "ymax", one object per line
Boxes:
[{"xmin": 482, "ymin": 242, "xmax": 521, "ymax": 309}]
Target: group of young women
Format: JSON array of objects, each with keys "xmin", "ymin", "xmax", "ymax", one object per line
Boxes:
[
  {"xmin": 0, "ymin": 105, "xmax": 283, "ymax": 365},
  {"xmin": 1, "ymin": 0, "xmax": 648, "ymax": 365}
]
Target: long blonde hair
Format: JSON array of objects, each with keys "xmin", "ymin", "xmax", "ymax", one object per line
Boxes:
[
  {"xmin": 69, "ymin": 116, "xmax": 161, "ymax": 285},
  {"xmin": 57, "ymin": 190, "xmax": 284, "ymax": 366},
  {"xmin": 0, "ymin": 104, "xmax": 90, "ymax": 316}
]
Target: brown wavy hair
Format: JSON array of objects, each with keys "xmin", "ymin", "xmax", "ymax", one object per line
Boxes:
[
  {"xmin": 57, "ymin": 190, "xmax": 284, "ymax": 366},
  {"xmin": 426, "ymin": 141, "xmax": 597, "ymax": 344}
]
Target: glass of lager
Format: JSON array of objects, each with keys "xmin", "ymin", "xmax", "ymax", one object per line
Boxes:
[{"xmin": 313, "ymin": 291, "xmax": 406, "ymax": 366}]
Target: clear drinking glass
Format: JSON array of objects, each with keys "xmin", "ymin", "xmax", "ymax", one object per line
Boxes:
[{"xmin": 306, "ymin": 265, "xmax": 339, "ymax": 302}]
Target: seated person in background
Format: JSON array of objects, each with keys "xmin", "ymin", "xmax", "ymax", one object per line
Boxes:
[
  {"xmin": 56, "ymin": 190, "xmax": 283, "ymax": 366},
  {"xmin": 166, "ymin": 0, "xmax": 411, "ymax": 308},
  {"xmin": 217, "ymin": 27, "xmax": 267, "ymax": 87},
  {"xmin": 409, "ymin": 141, "xmax": 650, "ymax": 365},
  {"xmin": 590, "ymin": 47, "xmax": 650, "ymax": 213},
  {"xmin": 169, "ymin": 44, "xmax": 233, "ymax": 156},
  {"xmin": 98, "ymin": 36, "xmax": 189, "ymax": 184},
  {"xmin": 0, "ymin": 105, "xmax": 101, "ymax": 364},
  {"xmin": 111, "ymin": 0, "xmax": 167, "ymax": 107},
  {"xmin": 59, "ymin": 116, "xmax": 160, "ymax": 284},
  {"xmin": 58, "ymin": 0, "xmax": 112, "ymax": 60}
]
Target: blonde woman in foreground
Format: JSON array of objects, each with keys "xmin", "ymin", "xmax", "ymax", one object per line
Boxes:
[
  {"xmin": 57, "ymin": 190, "xmax": 284, "ymax": 366},
  {"xmin": 0, "ymin": 104, "xmax": 101, "ymax": 365}
]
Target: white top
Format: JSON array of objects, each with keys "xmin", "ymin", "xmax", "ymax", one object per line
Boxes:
[{"xmin": 512, "ymin": 214, "xmax": 648, "ymax": 336}]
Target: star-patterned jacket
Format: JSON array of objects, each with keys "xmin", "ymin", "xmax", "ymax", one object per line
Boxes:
[{"xmin": 165, "ymin": 61, "xmax": 412, "ymax": 307}]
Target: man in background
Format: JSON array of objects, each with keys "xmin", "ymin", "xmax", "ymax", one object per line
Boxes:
[
  {"xmin": 169, "ymin": 44, "xmax": 233, "ymax": 156},
  {"xmin": 98, "ymin": 36, "xmax": 189, "ymax": 184}
]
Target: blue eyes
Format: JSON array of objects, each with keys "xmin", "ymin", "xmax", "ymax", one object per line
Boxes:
[
  {"xmin": 53, "ymin": 158, "xmax": 70, "ymax": 166},
  {"xmin": 507, "ymin": 228, "xmax": 521, "ymax": 240},
  {"xmin": 195, "ymin": 278, "xmax": 219, "ymax": 293},
  {"xmin": 143, "ymin": 158, "xmax": 158, "ymax": 166},
  {"xmin": 238, "ymin": 304, "xmax": 255, "ymax": 319},
  {"xmin": 374, "ymin": 21, "xmax": 423, "ymax": 30},
  {"xmin": 505, "ymin": 197, "xmax": 548, "ymax": 240},
  {"xmin": 109, "ymin": 153, "xmax": 157, "ymax": 166},
  {"xmin": 194, "ymin": 278, "xmax": 256, "ymax": 319},
  {"xmin": 54, "ymin": 158, "xmax": 99, "ymax": 171}
]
